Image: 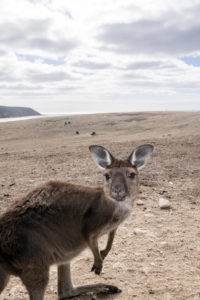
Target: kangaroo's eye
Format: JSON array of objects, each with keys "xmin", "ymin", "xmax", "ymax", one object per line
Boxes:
[
  {"xmin": 104, "ymin": 173, "xmax": 111, "ymax": 181},
  {"xmin": 128, "ymin": 172, "xmax": 135, "ymax": 179}
]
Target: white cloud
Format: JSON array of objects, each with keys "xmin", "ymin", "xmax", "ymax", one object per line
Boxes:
[
  {"xmin": 99, "ymin": 18, "xmax": 200, "ymax": 56},
  {"xmin": 0, "ymin": 0, "xmax": 200, "ymax": 113},
  {"xmin": 72, "ymin": 60, "xmax": 112, "ymax": 70}
]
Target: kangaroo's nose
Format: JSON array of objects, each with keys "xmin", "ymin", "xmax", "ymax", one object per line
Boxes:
[
  {"xmin": 114, "ymin": 184, "xmax": 122, "ymax": 194},
  {"xmin": 111, "ymin": 183, "xmax": 126, "ymax": 201}
]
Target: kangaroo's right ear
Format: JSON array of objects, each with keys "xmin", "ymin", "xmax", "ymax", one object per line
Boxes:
[
  {"xmin": 129, "ymin": 144, "xmax": 154, "ymax": 170},
  {"xmin": 89, "ymin": 145, "xmax": 114, "ymax": 169}
]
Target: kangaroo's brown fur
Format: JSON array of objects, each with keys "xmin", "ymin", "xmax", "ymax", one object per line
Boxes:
[{"xmin": 0, "ymin": 144, "xmax": 153, "ymax": 300}]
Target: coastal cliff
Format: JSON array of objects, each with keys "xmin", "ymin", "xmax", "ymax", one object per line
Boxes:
[{"xmin": 0, "ymin": 106, "xmax": 40, "ymax": 118}]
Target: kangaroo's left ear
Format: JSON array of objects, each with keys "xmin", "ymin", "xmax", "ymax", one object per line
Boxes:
[
  {"xmin": 89, "ymin": 145, "xmax": 114, "ymax": 169},
  {"xmin": 129, "ymin": 144, "xmax": 154, "ymax": 170}
]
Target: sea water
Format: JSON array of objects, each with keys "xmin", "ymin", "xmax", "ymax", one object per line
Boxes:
[{"xmin": 0, "ymin": 112, "xmax": 99, "ymax": 123}]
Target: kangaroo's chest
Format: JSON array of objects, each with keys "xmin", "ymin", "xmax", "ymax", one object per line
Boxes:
[{"xmin": 100, "ymin": 198, "xmax": 132, "ymax": 235}]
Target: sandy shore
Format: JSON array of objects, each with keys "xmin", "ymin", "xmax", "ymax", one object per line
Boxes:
[{"xmin": 0, "ymin": 111, "xmax": 200, "ymax": 300}]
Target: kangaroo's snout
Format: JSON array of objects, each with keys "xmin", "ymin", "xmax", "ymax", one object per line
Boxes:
[
  {"xmin": 111, "ymin": 176, "xmax": 128, "ymax": 201},
  {"xmin": 113, "ymin": 184, "xmax": 122, "ymax": 194}
]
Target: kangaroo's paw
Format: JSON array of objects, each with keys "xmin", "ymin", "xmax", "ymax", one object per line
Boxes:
[{"xmin": 91, "ymin": 263, "xmax": 102, "ymax": 275}]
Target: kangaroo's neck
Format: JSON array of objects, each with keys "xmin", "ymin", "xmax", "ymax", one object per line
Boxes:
[{"xmin": 102, "ymin": 192, "xmax": 134, "ymax": 222}]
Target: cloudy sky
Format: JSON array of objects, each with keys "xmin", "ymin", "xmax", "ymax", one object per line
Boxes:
[{"xmin": 0, "ymin": 0, "xmax": 200, "ymax": 113}]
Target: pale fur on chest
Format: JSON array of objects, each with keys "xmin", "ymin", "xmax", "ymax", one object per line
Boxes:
[{"xmin": 100, "ymin": 197, "xmax": 133, "ymax": 236}]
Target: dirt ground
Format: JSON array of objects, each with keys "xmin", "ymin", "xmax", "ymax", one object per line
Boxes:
[{"xmin": 0, "ymin": 111, "xmax": 200, "ymax": 300}]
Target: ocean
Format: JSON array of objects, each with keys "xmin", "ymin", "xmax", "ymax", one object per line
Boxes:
[{"xmin": 0, "ymin": 112, "xmax": 97, "ymax": 123}]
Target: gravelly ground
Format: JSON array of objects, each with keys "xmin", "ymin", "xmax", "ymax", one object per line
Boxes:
[{"xmin": 0, "ymin": 111, "xmax": 200, "ymax": 300}]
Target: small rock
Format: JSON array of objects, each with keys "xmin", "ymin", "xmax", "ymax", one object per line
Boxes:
[
  {"xmin": 134, "ymin": 252, "xmax": 141, "ymax": 256},
  {"xmin": 136, "ymin": 200, "xmax": 144, "ymax": 206},
  {"xmin": 144, "ymin": 213, "xmax": 154, "ymax": 217},
  {"xmin": 159, "ymin": 190, "xmax": 167, "ymax": 195},
  {"xmin": 149, "ymin": 288, "xmax": 155, "ymax": 294},
  {"xmin": 112, "ymin": 262, "xmax": 125, "ymax": 269},
  {"xmin": 146, "ymin": 231, "xmax": 156, "ymax": 238},
  {"xmin": 127, "ymin": 268, "xmax": 135, "ymax": 273},
  {"xmin": 159, "ymin": 198, "xmax": 171, "ymax": 209},
  {"xmin": 160, "ymin": 241, "xmax": 168, "ymax": 246},
  {"xmin": 191, "ymin": 200, "xmax": 197, "ymax": 204},
  {"xmin": 133, "ymin": 228, "xmax": 147, "ymax": 235},
  {"xmin": 141, "ymin": 267, "xmax": 149, "ymax": 275}
]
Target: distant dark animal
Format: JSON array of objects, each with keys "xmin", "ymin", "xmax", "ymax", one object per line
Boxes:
[
  {"xmin": 91, "ymin": 131, "xmax": 96, "ymax": 136},
  {"xmin": 64, "ymin": 121, "xmax": 71, "ymax": 126},
  {"xmin": 76, "ymin": 131, "xmax": 79, "ymax": 135}
]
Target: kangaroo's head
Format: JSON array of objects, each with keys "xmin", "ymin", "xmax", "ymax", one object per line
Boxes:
[{"xmin": 89, "ymin": 144, "xmax": 154, "ymax": 202}]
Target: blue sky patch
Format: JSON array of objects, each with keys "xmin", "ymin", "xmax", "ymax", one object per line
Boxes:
[
  {"xmin": 180, "ymin": 56, "xmax": 200, "ymax": 67},
  {"xmin": 16, "ymin": 53, "xmax": 65, "ymax": 66},
  {"xmin": 43, "ymin": 57, "xmax": 66, "ymax": 66}
]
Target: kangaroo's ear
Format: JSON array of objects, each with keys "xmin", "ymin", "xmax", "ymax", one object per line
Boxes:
[
  {"xmin": 89, "ymin": 145, "xmax": 114, "ymax": 169},
  {"xmin": 129, "ymin": 144, "xmax": 154, "ymax": 170}
]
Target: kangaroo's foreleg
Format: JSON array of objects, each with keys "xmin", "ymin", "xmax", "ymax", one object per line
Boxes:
[
  {"xmin": 88, "ymin": 237, "xmax": 103, "ymax": 275},
  {"xmin": 100, "ymin": 229, "xmax": 116, "ymax": 260},
  {"xmin": 57, "ymin": 263, "xmax": 121, "ymax": 299}
]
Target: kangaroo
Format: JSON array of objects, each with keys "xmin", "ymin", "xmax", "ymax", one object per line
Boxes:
[{"xmin": 0, "ymin": 144, "xmax": 153, "ymax": 300}]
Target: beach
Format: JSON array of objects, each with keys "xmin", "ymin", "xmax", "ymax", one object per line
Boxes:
[{"xmin": 0, "ymin": 111, "xmax": 200, "ymax": 300}]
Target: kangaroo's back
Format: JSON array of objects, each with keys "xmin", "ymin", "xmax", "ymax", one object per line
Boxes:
[{"xmin": 0, "ymin": 181, "xmax": 105, "ymax": 269}]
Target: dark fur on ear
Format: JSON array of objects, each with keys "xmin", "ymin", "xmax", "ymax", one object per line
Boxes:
[
  {"xmin": 129, "ymin": 144, "xmax": 154, "ymax": 170},
  {"xmin": 89, "ymin": 145, "xmax": 115, "ymax": 169}
]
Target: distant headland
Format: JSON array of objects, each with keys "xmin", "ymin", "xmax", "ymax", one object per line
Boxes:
[{"xmin": 0, "ymin": 106, "xmax": 40, "ymax": 118}]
